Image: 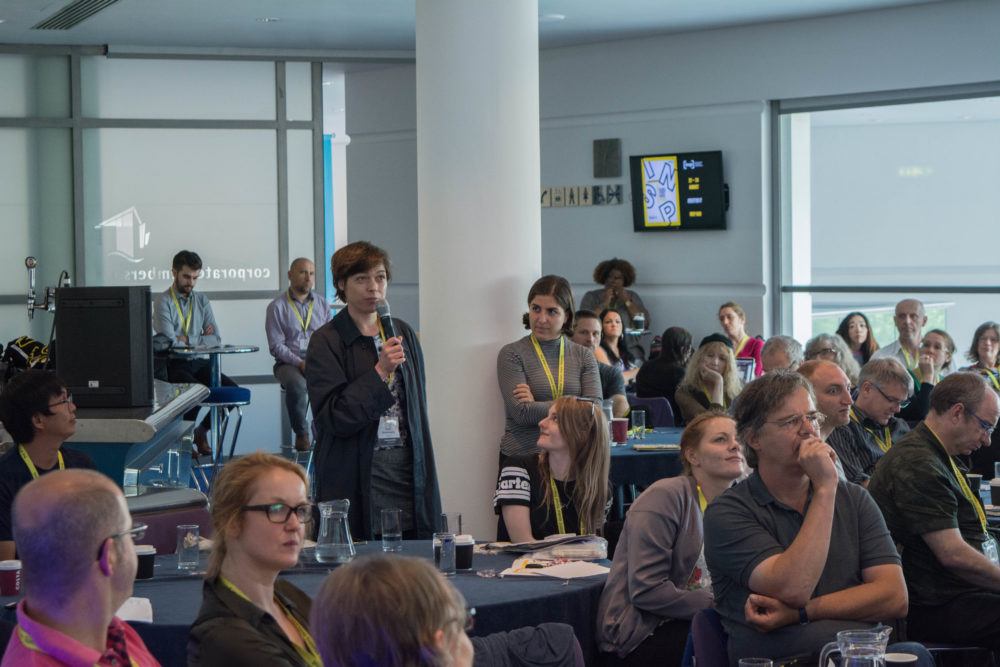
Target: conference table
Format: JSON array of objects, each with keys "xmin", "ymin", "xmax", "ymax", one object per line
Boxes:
[
  {"xmin": 110, "ymin": 540, "xmax": 609, "ymax": 667},
  {"xmin": 609, "ymin": 427, "xmax": 683, "ymax": 518}
]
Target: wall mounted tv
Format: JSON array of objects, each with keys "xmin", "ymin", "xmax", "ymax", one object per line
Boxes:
[{"xmin": 629, "ymin": 150, "xmax": 728, "ymax": 232}]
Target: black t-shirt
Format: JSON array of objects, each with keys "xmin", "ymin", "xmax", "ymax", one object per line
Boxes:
[
  {"xmin": 493, "ymin": 453, "xmax": 584, "ymax": 542},
  {"xmin": 0, "ymin": 445, "xmax": 98, "ymax": 541}
]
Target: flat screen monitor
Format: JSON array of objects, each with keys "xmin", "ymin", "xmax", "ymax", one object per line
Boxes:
[{"xmin": 629, "ymin": 150, "xmax": 727, "ymax": 232}]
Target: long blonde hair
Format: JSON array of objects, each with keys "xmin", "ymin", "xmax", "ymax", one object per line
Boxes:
[
  {"xmin": 679, "ymin": 341, "xmax": 743, "ymax": 407},
  {"xmin": 538, "ymin": 397, "xmax": 610, "ymax": 535}
]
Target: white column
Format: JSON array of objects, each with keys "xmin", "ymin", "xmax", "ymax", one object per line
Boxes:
[{"xmin": 416, "ymin": 0, "xmax": 540, "ymax": 539}]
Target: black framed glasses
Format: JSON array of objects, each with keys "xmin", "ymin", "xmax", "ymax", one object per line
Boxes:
[
  {"xmin": 48, "ymin": 393, "xmax": 73, "ymax": 408},
  {"xmin": 870, "ymin": 382, "xmax": 911, "ymax": 410},
  {"xmin": 243, "ymin": 502, "xmax": 314, "ymax": 524},
  {"xmin": 964, "ymin": 405, "xmax": 997, "ymax": 436}
]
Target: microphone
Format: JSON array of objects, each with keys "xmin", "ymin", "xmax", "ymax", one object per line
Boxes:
[{"xmin": 375, "ymin": 299, "xmax": 397, "ymax": 340}]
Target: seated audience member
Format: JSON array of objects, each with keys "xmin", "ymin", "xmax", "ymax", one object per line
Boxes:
[
  {"xmin": 804, "ymin": 333, "xmax": 860, "ymax": 387},
  {"xmin": 0, "ymin": 370, "xmax": 96, "ymax": 560},
  {"xmin": 675, "ymin": 334, "xmax": 743, "ymax": 426},
  {"xmin": 837, "ymin": 311, "xmax": 880, "ymax": 365},
  {"xmin": 596, "ymin": 411, "xmax": 744, "ymax": 666},
  {"xmin": 494, "ymin": 396, "xmax": 610, "ymax": 542},
  {"xmin": 573, "ymin": 311, "xmax": 628, "ymax": 418},
  {"xmin": 265, "ymin": 257, "xmax": 332, "ymax": 452},
  {"xmin": 704, "ymin": 371, "xmax": 909, "ymax": 664},
  {"xmin": 2, "ymin": 469, "xmax": 158, "ymax": 666},
  {"xmin": 310, "ymin": 555, "xmax": 584, "ymax": 667},
  {"xmin": 897, "ymin": 328, "xmax": 955, "ymax": 424},
  {"xmin": 595, "ymin": 309, "xmax": 639, "ymax": 383},
  {"xmin": 797, "ymin": 360, "xmax": 853, "ymax": 442},
  {"xmin": 188, "ymin": 452, "xmax": 320, "ymax": 667},
  {"xmin": 718, "ymin": 301, "xmax": 764, "ymax": 377},
  {"xmin": 873, "ymin": 298, "xmax": 957, "ymax": 376},
  {"xmin": 635, "ymin": 326, "xmax": 692, "ymax": 420},
  {"xmin": 826, "ymin": 358, "xmax": 912, "ymax": 486},
  {"xmin": 964, "ymin": 322, "xmax": 1000, "ymax": 476},
  {"xmin": 580, "ymin": 258, "xmax": 650, "ymax": 361},
  {"xmin": 760, "ymin": 335, "xmax": 803, "ymax": 373},
  {"xmin": 869, "ymin": 372, "xmax": 1000, "ymax": 651}
]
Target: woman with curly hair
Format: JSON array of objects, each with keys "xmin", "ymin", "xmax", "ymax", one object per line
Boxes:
[
  {"xmin": 836, "ymin": 311, "xmax": 880, "ymax": 365},
  {"xmin": 580, "ymin": 258, "xmax": 650, "ymax": 361}
]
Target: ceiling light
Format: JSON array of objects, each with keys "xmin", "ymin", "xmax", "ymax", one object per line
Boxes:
[
  {"xmin": 539, "ymin": 13, "xmax": 565, "ymax": 22},
  {"xmin": 256, "ymin": 17, "xmax": 279, "ymax": 23}
]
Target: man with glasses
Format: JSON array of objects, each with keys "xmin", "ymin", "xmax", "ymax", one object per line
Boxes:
[
  {"xmin": 0, "ymin": 370, "xmax": 96, "ymax": 561},
  {"xmin": 704, "ymin": 371, "xmax": 907, "ymax": 663},
  {"xmin": 2, "ymin": 469, "xmax": 158, "ymax": 666},
  {"xmin": 826, "ymin": 358, "xmax": 913, "ymax": 487},
  {"xmin": 869, "ymin": 372, "xmax": 1000, "ymax": 651}
]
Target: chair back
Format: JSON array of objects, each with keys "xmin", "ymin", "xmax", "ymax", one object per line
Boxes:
[
  {"xmin": 626, "ymin": 395, "xmax": 674, "ymax": 427},
  {"xmin": 691, "ymin": 608, "xmax": 728, "ymax": 667}
]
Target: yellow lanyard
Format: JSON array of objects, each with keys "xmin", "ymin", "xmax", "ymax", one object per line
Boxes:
[
  {"xmin": 901, "ymin": 347, "xmax": 918, "ymax": 371},
  {"xmin": 219, "ymin": 578, "xmax": 322, "ymax": 667},
  {"xmin": 850, "ymin": 408, "xmax": 892, "ymax": 453},
  {"xmin": 549, "ymin": 475, "xmax": 585, "ymax": 535},
  {"xmin": 735, "ymin": 334, "xmax": 750, "ymax": 357},
  {"xmin": 170, "ymin": 287, "xmax": 193, "ymax": 337},
  {"xmin": 376, "ymin": 318, "xmax": 395, "ymax": 386},
  {"xmin": 927, "ymin": 425, "xmax": 989, "ymax": 535},
  {"xmin": 977, "ymin": 365, "xmax": 1000, "ymax": 392},
  {"xmin": 530, "ymin": 334, "xmax": 565, "ymax": 399},
  {"xmin": 17, "ymin": 625, "xmax": 139, "ymax": 667},
  {"xmin": 19, "ymin": 445, "xmax": 63, "ymax": 479},
  {"xmin": 285, "ymin": 291, "xmax": 314, "ymax": 333},
  {"xmin": 696, "ymin": 485, "xmax": 708, "ymax": 513}
]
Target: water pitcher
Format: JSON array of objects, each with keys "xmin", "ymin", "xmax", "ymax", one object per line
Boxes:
[{"xmin": 315, "ymin": 499, "xmax": 355, "ymax": 563}]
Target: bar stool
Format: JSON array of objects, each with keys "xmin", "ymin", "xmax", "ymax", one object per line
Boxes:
[{"xmin": 200, "ymin": 385, "xmax": 252, "ymax": 463}]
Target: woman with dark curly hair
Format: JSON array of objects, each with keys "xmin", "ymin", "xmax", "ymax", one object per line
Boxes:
[
  {"xmin": 580, "ymin": 258, "xmax": 650, "ymax": 361},
  {"xmin": 836, "ymin": 311, "xmax": 880, "ymax": 365}
]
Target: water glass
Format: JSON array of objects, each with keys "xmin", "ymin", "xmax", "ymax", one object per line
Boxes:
[
  {"xmin": 176, "ymin": 524, "xmax": 200, "ymax": 570},
  {"xmin": 632, "ymin": 410, "xmax": 645, "ymax": 439},
  {"xmin": 381, "ymin": 508, "xmax": 403, "ymax": 552},
  {"xmin": 440, "ymin": 512, "xmax": 462, "ymax": 535},
  {"xmin": 433, "ymin": 532, "xmax": 456, "ymax": 576}
]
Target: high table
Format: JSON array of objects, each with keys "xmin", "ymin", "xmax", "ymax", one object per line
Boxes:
[
  {"xmin": 609, "ymin": 427, "xmax": 683, "ymax": 518},
  {"xmin": 67, "ymin": 380, "xmax": 209, "ymax": 487},
  {"xmin": 104, "ymin": 540, "xmax": 609, "ymax": 667}
]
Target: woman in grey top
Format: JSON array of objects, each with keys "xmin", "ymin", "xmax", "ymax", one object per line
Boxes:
[{"xmin": 496, "ymin": 275, "xmax": 601, "ymax": 460}]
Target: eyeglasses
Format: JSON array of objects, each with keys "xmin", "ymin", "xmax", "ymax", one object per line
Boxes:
[
  {"xmin": 461, "ymin": 607, "xmax": 476, "ymax": 632},
  {"xmin": 964, "ymin": 405, "xmax": 997, "ymax": 437},
  {"xmin": 242, "ymin": 502, "xmax": 314, "ymax": 524},
  {"xmin": 48, "ymin": 393, "xmax": 73, "ymax": 408},
  {"xmin": 870, "ymin": 382, "xmax": 911, "ymax": 409},
  {"xmin": 766, "ymin": 411, "xmax": 825, "ymax": 431},
  {"xmin": 97, "ymin": 523, "xmax": 147, "ymax": 560},
  {"xmin": 571, "ymin": 396, "xmax": 598, "ymax": 419}
]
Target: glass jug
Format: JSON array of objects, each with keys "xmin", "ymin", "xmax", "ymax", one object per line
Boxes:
[
  {"xmin": 315, "ymin": 499, "xmax": 355, "ymax": 563},
  {"xmin": 819, "ymin": 626, "xmax": 891, "ymax": 667}
]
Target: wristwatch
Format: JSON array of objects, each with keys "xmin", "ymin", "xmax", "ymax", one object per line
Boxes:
[{"xmin": 798, "ymin": 607, "xmax": 809, "ymax": 625}]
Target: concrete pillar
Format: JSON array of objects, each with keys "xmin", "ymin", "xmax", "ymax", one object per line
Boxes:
[{"xmin": 416, "ymin": 0, "xmax": 541, "ymax": 538}]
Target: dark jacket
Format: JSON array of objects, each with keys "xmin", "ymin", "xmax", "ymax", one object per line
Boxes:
[
  {"xmin": 306, "ymin": 308, "xmax": 441, "ymax": 539},
  {"xmin": 187, "ymin": 577, "xmax": 314, "ymax": 667}
]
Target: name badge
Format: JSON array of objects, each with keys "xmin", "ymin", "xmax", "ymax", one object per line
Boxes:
[
  {"xmin": 299, "ymin": 336, "xmax": 309, "ymax": 356},
  {"xmin": 983, "ymin": 537, "xmax": 999, "ymax": 566},
  {"xmin": 378, "ymin": 415, "xmax": 401, "ymax": 441}
]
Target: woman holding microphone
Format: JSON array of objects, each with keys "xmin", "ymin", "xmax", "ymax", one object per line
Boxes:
[{"xmin": 306, "ymin": 241, "xmax": 440, "ymax": 541}]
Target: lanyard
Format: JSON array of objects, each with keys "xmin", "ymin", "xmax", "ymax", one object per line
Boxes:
[
  {"xmin": 19, "ymin": 445, "xmax": 63, "ymax": 479},
  {"xmin": 376, "ymin": 318, "xmax": 395, "ymax": 386},
  {"xmin": 219, "ymin": 577, "xmax": 322, "ymax": 667},
  {"xmin": 16, "ymin": 625, "xmax": 139, "ymax": 667},
  {"xmin": 850, "ymin": 408, "xmax": 891, "ymax": 453},
  {"xmin": 696, "ymin": 485, "xmax": 708, "ymax": 513},
  {"xmin": 529, "ymin": 334, "xmax": 565, "ymax": 399},
  {"xmin": 926, "ymin": 425, "xmax": 989, "ymax": 535},
  {"xmin": 549, "ymin": 475, "xmax": 585, "ymax": 535},
  {"xmin": 901, "ymin": 347, "xmax": 918, "ymax": 371},
  {"xmin": 170, "ymin": 287, "xmax": 193, "ymax": 337},
  {"xmin": 735, "ymin": 334, "xmax": 750, "ymax": 357},
  {"xmin": 977, "ymin": 365, "xmax": 1000, "ymax": 392},
  {"xmin": 285, "ymin": 291, "xmax": 314, "ymax": 333}
]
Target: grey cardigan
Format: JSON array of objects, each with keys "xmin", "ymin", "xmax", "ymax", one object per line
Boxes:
[{"xmin": 596, "ymin": 475, "xmax": 714, "ymax": 657}]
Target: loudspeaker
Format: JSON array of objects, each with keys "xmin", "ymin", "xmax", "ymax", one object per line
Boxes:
[{"xmin": 55, "ymin": 286, "xmax": 154, "ymax": 408}]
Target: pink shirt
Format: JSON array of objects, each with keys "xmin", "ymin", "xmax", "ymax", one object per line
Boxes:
[{"xmin": 1, "ymin": 600, "xmax": 160, "ymax": 667}]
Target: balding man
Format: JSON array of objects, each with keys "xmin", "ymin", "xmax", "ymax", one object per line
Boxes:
[
  {"xmin": 2, "ymin": 469, "xmax": 158, "ymax": 666},
  {"xmin": 827, "ymin": 358, "xmax": 912, "ymax": 486},
  {"xmin": 870, "ymin": 372, "xmax": 1000, "ymax": 650},
  {"xmin": 265, "ymin": 258, "xmax": 333, "ymax": 451},
  {"xmin": 798, "ymin": 360, "xmax": 853, "ymax": 442},
  {"xmin": 761, "ymin": 335, "xmax": 803, "ymax": 373},
  {"xmin": 873, "ymin": 299, "xmax": 956, "ymax": 377}
]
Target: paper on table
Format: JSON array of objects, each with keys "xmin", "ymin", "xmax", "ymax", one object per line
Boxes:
[
  {"xmin": 500, "ymin": 559, "xmax": 609, "ymax": 579},
  {"xmin": 116, "ymin": 597, "xmax": 153, "ymax": 622}
]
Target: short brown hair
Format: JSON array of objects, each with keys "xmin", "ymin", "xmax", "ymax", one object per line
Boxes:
[
  {"xmin": 522, "ymin": 275, "xmax": 576, "ymax": 336},
  {"xmin": 929, "ymin": 371, "xmax": 990, "ymax": 416},
  {"xmin": 679, "ymin": 410, "xmax": 735, "ymax": 475},
  {"xmin": 735, "ymin": 371, "xmax": 815, "ymax": 468},
  {"xmin": 968, "ymin": 321, "xmax": 1000, "ymax": 366},
  {"xmin": 592, "ymin": 258, "xmax": 636, "ymax": 287},
  {"xmin": 718, "ymin": 301, "xmax": 745, "ymax": 319},
  {"xmin": 330, "ymin": 241, "xmax": 392, "ymax": 302},
  {"xmin": 310, "ymin": 555, "xmax": 467, "ymax": 667},
  {"xmin": 207, "ymin": 451, "xmax": 309, "ymax": 577}
]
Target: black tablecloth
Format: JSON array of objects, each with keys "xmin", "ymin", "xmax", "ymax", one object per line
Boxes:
[{"xmin": 609, "ymin": 427, "xmax": 683, "ymax": 486}]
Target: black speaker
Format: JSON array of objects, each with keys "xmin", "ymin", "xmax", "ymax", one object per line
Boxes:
[{"xmin": 55, "ymin": 286, "xmax": 154, "ymax": 408}]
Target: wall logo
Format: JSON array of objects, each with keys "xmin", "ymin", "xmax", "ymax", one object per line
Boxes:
[{"xmin": 94, "ymin": 206, "xmax": 150, "ymax": 263}]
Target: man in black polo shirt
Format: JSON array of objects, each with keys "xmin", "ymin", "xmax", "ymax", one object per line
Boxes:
[
  {"xmin": 869, "ymin": 371, "xmax": 1000, "ymax": 650},
  {"xmin": 0, "ymin": 370, "xmax": 97, "ymax": 559}
]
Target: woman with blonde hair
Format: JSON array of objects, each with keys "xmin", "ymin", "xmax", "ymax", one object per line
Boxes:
[
  {"xmin": 675, "ymin": 334, "xmax": 743, "ymax": 425},
  {"xmin": 494, "ymin": 396, "xmax": 610, "ymax": 542},
  {"xmin": 188, "ymin": 451, "xmax": 320, "ymax": 667},
  {"xmin": 311, "ymin": 555, "xmax": 474, "ymax": 667},
  {"xmin": 597, "ymin": 411, "xmax": 744, "ymax": 666}
]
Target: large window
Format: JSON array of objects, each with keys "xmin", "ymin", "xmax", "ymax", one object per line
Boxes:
[{"xmin": 777, "ymin": 90, "xmax": 1000, "ymax": 356}]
